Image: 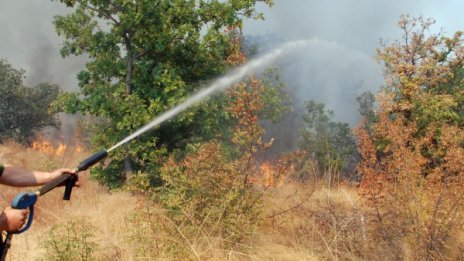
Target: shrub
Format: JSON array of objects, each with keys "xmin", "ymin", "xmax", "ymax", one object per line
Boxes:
[
  {"xmin": 356, "ymin": 16, "xmax": 464, "ymax": 259},
  {"xmin": 41, "ymin": 219, "xmax": 98, "ymax": 261}
]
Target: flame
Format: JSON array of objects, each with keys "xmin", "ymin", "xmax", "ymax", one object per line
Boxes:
[
  {"xmin": 32, "ymin": 139, "xmax": 57, "ymax": 155},
  {"xmin": 75, "ymin": 144, "xmax": 84, "ymax": 153},
  {"xmin": 31, "ymin": 137, "xmax": 84, "ymax": 156},
  {"xmin": 260, "ymin": 162, "xmax": 285, "ymax": 188},
  {"xmin": 55, "ymin": 143, "xmax": 67, "ymax": 156}
]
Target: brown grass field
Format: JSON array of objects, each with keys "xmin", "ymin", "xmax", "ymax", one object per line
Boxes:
[{"xmin": 1, "ymin": 140, "xmax": 461, "ymax": 260}]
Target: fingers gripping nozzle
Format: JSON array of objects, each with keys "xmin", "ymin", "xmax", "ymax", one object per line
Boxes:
[
  {"xmin": 63, "ymin": 150, "xmax": 108, "ymax": 200},
  {"xmin": 38, "ymin": 150, "xmax": 108, "ymax": 200}
]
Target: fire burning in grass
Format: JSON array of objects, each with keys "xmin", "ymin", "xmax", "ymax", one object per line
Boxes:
[
  {"xmin": 31, "ymin": 138, "xmax": 84, "ymax": 156},
  {"xmin": 260, "ymin": 162, "xmax": 287, "ymax": 188},
  {"xmin": 258, "ymin": 151, "xmax": 309, "ymax": 188}
]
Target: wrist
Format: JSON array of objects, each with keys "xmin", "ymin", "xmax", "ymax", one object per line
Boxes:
[{"xmin": 46, "ymin": 171, "xmax": 55, "ymax": 182}]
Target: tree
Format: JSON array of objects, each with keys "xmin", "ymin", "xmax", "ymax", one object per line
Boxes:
[
  {"xmin": 299, "ymin": 100, "xmax": 356, "ymax": 180},
  {"xmin": 52, "ymin": 0, "xmax": 274, "ymax": 186},
  {"xmin": 356, "ymin": 91, "xmax": 376, "ymax": 128},
  {"xmin": 0, "ymin": 59, "xmax": 60, "ymax": 143},
  {"xmin": 125, "ymin": 33, "xmax": 282, "ymax": 259},
  {"xmin": 357, "ymin": 15, "xmax": 464, "ymax": 187}
]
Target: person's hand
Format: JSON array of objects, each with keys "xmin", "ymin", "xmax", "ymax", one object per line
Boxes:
[
  {"xmin": 48, "ymin": 168, "xmax": 80, "ymax": 187},
  {"xmin": 49, "ymin": 168, "xmax": 75, "ymax": 180},
  {"xmin": 0, "ymin": 206, "xmax": 28, "ymax": 232}
]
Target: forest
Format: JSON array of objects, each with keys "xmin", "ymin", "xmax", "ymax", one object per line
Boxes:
[{"xmin": 1, "ymin": 1, "xmax": 464, "ymax": 260}]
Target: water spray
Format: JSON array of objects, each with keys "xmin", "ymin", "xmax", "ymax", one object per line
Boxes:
[
  {"xmin": 1, "ymin": 41, "xmax": 308, "ymax": 258},
  {"xmin": 108, "ymin": 40, "xmax": 307, "ymax": 152}
]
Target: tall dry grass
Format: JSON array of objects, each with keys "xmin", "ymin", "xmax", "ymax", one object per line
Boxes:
[
  {"xmin": 1, "ymin": 141, "xmax": 462, "ymax": 260},
  {"xmin": 254, "ymin": 180, "xmax": 366, "ymax": 261},
  {"xmin": 0, "ymin": 141, "xmax": 138, "ymax": 260}
]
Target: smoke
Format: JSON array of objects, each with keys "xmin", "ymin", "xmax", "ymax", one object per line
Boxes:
[
  {"xmin": 0, "ymin": 1, "xmax": 87, "ymax": 143},
  {"xmin": 243, "ymin": 0, "xmax": 464, "ymax": 153},
  {"xmin": 1, "ymin": 0, "xmax": 463, "ymax": 147},
  {"xmin": 0, "ymin": 0, "xmax": 86, "ymax": 89}
]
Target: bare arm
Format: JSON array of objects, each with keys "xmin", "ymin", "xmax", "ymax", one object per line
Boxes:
[
  {"xmin": 0, "ymin": 165, "xmax": 74, "ymax": 187},
  {"xmin": 0, "ymin": 165, "xmax": 76, "ymax": 232}
]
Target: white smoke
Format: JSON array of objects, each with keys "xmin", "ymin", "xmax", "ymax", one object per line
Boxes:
[
  {"xmin": 0, "ymin": 0, "xmax": 86, "ymax": 90},
  {"xmin": 243, "ymin": 0, "xmax": 464, "ymax": 152}
]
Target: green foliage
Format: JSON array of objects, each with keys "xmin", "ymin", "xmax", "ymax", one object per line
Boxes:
[
  {"xmin": 0, "ymin": 59, "xmax": 61, "ymax": 143},
  {"xmin": 259, "ymin": 68, "xmax": 291, "ymax": 122},
  {"xmin": 125, "ymin": 143, "xmax": 263, "ymax": 260},
  {"xmin": 41, "ymin": 219, "xmax": 98, "ymax": 261},
  {"xmin": 52, "ymin": 0, "xmax": 274, "ymax": 186},
  {"xmin": 160, "ymin": 142, "xmax": 261, "ymax": 237},
  {"xmin": 299, "ymin": 100, "xmax": 356, "ymax": 175},
  {"xmin": 155, "ymin": 141, "xmax": 261, "ymax": 258}
]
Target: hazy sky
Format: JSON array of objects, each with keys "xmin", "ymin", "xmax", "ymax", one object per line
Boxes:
[
  {"xmin": 0, "ymin": 1, "xmax": 85, "ymax": 90},
  {"xmin": 1, "ymin": 1, "xmax": 462, "ymax": 90},
  {"xmin": 246, "ymin": 0, "xmax": 464, "ymax": 54},
  {"xmin": 1, "ymin": 0, "xmax": 463, "ymax": 145}
]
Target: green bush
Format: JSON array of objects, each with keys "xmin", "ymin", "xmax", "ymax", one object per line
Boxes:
[
  {"xmin": 127, "ymin": 142, "xmax": 263, "ymax": 260},
  {"xmin": 299, "ymin": 100, "xmax": 357, "ymax": 179}
]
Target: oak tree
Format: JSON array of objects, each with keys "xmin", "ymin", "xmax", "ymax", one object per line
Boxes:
[{"xmin": 52, "ymin": 0, "xmax": 274, "ymax": 186}]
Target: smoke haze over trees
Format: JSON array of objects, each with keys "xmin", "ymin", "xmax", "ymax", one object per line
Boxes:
[
  {"xmin": 0, "ymin": 60, "xmax": 61, "ymax": 143},
  {"xmin": 0, "ymin": 1, "xmax": 86, "ymax": 89},
  {"xmin": 1, "ymin": 0, "xmax": 463, "ymax": 143},
  {"xmin": 1, "ymin": 0, "xmax": 463, "ymax": 113},
  {"xmin": 241, "ymin": 0, "xmax": 464, "ymax": 152}
]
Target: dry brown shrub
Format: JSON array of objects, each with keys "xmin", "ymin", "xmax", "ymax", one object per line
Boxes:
[{"xmin": 355, "ymin": 16, "xmax": 464, "ymax": 260}]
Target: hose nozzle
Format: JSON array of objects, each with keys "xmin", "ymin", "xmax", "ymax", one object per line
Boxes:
[{"xmin": 76, "ymin": 150, "xmax": 108, "ymax": 172}]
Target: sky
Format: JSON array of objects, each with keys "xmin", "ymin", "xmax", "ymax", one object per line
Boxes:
[
  {"xmin": 1, "ymin": 0, "xmax": 464, "ymax": 146},
  {"xmin": 246, "ymin": 0, "xmax": 464, "ymax": 54},
  {"xmin": 0, "ymin": 1, "xmax": 86, "ymax": 90}
]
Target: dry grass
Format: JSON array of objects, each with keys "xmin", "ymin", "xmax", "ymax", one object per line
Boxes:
[
  {"xmin": 2, "ymin": 141, "xmax": 462, "ymax": 260},
  {"xmin": 0, "ymin": 141, "xmax": 369, "ymax": 261},
  {"xmin": 254, "ymin": 181, "xmax": 366, "ymax": 261},
  {"xmin": 0, "ymin": 141, "xmax": 138, "ymax": 261}
]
